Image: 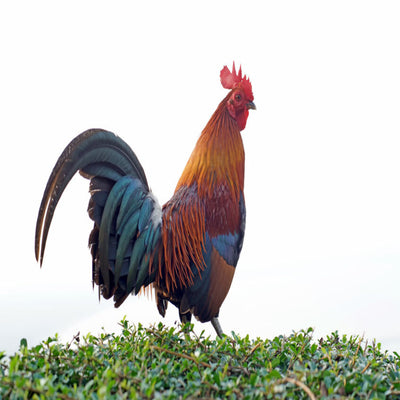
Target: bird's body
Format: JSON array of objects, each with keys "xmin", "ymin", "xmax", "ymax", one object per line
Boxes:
[{"xmin": 35, "ymin": 63, "xmax": 255, "ymax": 336}]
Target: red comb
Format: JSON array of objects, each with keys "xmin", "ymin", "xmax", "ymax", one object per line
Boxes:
[{"xmin": 220, "ymin": 62, "xmax": 253, "ymax": 101}]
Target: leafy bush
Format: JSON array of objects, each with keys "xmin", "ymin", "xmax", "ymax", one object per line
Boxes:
[{"xmin": 1, "ymin": 319, "xmax": 399, "ymax": 399}]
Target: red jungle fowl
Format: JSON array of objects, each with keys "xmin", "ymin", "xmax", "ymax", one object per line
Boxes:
[{"xmin": 35, "ymin": 63, "xmax": 256, "ymax": 336}]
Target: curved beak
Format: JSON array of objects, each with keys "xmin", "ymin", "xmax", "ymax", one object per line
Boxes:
[{"xmin": 246, "ymin": 101, "xmax": 256, "ymax": 110}]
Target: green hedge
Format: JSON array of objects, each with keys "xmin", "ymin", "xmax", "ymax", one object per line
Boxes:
[{"xmin": 1, "ymin": 319, "xmax": 399, "ymax": 399}]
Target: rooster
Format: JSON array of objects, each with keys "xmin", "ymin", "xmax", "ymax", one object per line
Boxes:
[{"xmin": 35, "ymin": 63, "xmax": 255, "ymax": 336}]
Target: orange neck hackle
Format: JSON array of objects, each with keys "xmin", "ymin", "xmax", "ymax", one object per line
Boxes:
[{"xmin": 176, "ymin": 93, "xmax": 245, "ymax": 201}]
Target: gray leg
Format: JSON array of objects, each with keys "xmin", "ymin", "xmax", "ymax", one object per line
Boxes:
[{"xmin": 211, "ymin": 317, "xmax": 223, "ymax": 338}]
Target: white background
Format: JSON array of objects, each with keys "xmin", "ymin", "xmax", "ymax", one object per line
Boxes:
[{"xmin": 1, "ymin": 1, "xmax": 399, "ymax": 355}]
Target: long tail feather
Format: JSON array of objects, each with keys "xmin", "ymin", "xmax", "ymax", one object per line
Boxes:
[{"xmin": 35, "ymin": 129, "xmax": 148, "ymax": 265}]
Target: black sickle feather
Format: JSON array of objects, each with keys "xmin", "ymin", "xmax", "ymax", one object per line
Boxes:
[{"xmin": 35, "ymin": 129, "xmax": 149, "ymax": 266}]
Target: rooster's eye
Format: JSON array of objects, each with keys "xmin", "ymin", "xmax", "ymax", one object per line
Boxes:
[{"xmin": 235, "ymin": 94, "xmax": 242, "ymax": 102}]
